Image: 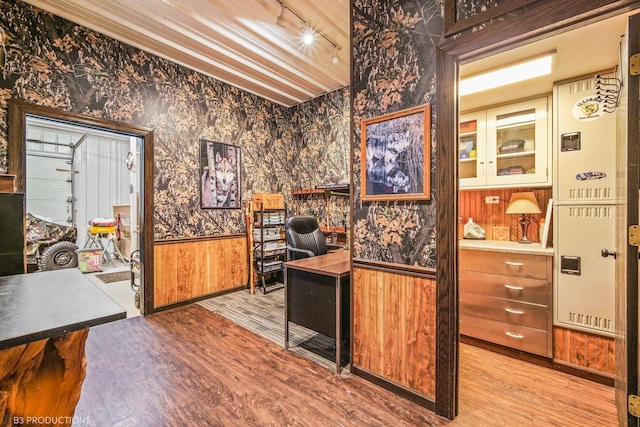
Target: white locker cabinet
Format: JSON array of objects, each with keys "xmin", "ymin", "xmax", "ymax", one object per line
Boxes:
[
  {"xmin": 553, "ymin": 205, "xmax": 615, "ymax": 337},
  {"xmin": 553, "ymin": 74, "xmax": 617, "ymax": 203}
]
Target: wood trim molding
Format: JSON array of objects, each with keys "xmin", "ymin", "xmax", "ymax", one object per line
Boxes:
[
  {"xmin": 435, "ymin": 45, "xmax": 459, "ymax": 420},
  {"xmin": 444, "ymin": 0, "xmax": 539, "ymax": 37},
  {"xmin": 7, "ymin": 99, "xmax": 156, "ymax": 315},
  {"xmin": 352, "ymin": 258, "xmax": 436, "ymax": 278},
  {"xmin": 624, "ymin": 14, "xmax": 640, "ymax": 420},
  {"xmin": 441, "ymin": 0, "xmax": 640, "ymax": 59},
  {"xmin": 154, "ymin": 234, "xmax": 246, "ymax": 245},
  {"xmin": 350, "ymin": 365, "xmax": 436, "ymax": 411},
  {"xmin": 151, "ymin": 285, "xmax": 245, "ymax": 313}
]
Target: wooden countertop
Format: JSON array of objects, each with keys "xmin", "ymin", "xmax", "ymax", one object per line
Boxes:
[
  {"xmin": 0, "ymin": 269, "xmax": 126, "ymax": 350},
  {"xmin": 283, "ymin": 249, "xmax": 350, "ymax": 278},
  {"xmin": 458, "ymin": 239, "xmax": 553, "ymax": 256}
]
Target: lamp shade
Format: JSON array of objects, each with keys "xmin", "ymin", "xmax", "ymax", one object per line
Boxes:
[{"xmin": 505, "ymin": 192, "xmax": 541, "ymax": 214}]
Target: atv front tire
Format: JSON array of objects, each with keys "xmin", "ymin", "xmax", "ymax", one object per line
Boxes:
[{"xmin": 38, "ymin": 241, "xmax": 78, "ymax": 271}]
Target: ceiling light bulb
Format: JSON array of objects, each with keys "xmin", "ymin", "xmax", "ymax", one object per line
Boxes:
[
  {"xmin": 332, "ymin": 49, "xmax": 339, "ymax": 64},
  {"xmin": 303, "ymin": 30, "xmax": 314, "ymax": 45}
]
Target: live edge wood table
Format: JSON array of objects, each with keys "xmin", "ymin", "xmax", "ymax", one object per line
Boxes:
[
  {"xmin": 284, "ymin": 249, "xmax": 350, "ymax": 373},
  {"xmin": 0, "ymin": 269, "xmax": 125, "ymax": 426}
]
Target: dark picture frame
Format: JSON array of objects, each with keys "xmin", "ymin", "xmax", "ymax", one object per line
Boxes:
[
  {"xmin": 200, "ymin": 140, "xmax": 241, "ymax": 209},
  {"xmin": 360, "ymin": 104, "xmax": 431, "ymax": 202}
]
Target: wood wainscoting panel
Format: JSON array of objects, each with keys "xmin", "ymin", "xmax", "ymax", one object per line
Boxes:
[
  {"xmin": 553, "ymin": 327, "xmax": 615, "ymax": 375},
  {"xmin": 353, "ymin": 266, "xmax": 436, "ymax": 399},
  {"xmin": 154, "ymin": 236, "xmax": 248, "ymax": 308}
]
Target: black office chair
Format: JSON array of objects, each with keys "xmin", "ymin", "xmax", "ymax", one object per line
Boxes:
[{"xmin": 285, "ymin": 216, "xmax": 343, "ymax": 260}]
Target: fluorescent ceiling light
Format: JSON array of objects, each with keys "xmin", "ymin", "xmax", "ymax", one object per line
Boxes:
[{"xmin": 459, "ymin": 53, "xmax": 554, "ymax": 96}]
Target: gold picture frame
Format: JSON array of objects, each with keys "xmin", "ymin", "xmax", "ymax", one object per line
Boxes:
[{"xmin": 360, "ymin": 104, "xmax": 431, "ymax": 202}]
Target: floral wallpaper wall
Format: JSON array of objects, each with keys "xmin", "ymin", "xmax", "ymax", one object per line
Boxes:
[
  {"xmin": 286, "ymin": 88, "xmax": 351, "ymax": 230},
  {"xmin": 352, "ymin": 0, "xmax": 443, "ymax": 269},
  {"xmin": 0, "ymin": 1, "xmax": 349, "ymax": 240}
]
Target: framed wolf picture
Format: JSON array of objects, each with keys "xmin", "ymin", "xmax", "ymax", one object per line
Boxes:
[
  {"xmin": 360, "ymin": 104, "xmax": 431, "ymax": 201},
  {"xmin": 200, "ymin": 140, "xmax": 241, "ymax": 209}
]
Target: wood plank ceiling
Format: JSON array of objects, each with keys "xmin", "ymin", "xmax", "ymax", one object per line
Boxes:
[{"xmin": 22, "ymin": 0, "xmax": 350, "ymax": 107}]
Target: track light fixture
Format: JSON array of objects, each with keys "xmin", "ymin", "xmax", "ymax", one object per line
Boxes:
[
  {"xmin": 332, "ymin": 47, "xmax": 339, "ymax": 64},
  {"xmin": 275, "ymin": 1, "xmax": 341, "ymax": 63},
  {"xmin": 276, "ymin": 7, "xmax": 287, "ymax": 27}
]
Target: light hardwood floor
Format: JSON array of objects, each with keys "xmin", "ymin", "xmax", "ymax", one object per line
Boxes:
[{"xmin": 72, "ymin": 292, "xmax": 618, "ymax": 426}]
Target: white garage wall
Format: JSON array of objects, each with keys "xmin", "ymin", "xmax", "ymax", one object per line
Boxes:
[
  {"xmin": 25, "ymin": 116, "xmax": 138, "ymax": 251},
  {"xmin": 74, "ymin": 133, "xmax": 130, "ymax": 248}
]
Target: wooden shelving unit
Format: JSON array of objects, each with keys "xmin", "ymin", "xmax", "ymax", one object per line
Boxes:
[{"xmin": 251, "ymin": 203, "xmax": 287, "ymax": 294}]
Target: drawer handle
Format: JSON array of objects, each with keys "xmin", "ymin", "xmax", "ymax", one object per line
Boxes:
[
  {"xmin": 505, "ymin": 308, "xmax": 524, "ymax": 315},
  {"xmin": 505, "ymin": 332, "xmax": 524, "ymax": 339},
  {"xmin": 504, "ymin": 284, "xmax": 524, "ymax": 291},
  {"xmin": 505, "ymin": 261, "xmax": 524, "ymax": 267}
]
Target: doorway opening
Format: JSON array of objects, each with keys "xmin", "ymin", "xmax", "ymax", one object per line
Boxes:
[
  {"xmin": 25, "ymin": 115, "xmax": 143, "ymax": 316},
  {"xmin": 456, "ymin": 8, "xmax": 635, "ymax": 406},
  {"xmin": 7, "ymin": 99, "xmax": 154, "ymax": 315}
]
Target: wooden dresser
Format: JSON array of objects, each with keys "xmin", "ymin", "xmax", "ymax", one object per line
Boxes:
[{"xmin": 459, "ymin": 240, "xmax": 553, "ymax": 358}]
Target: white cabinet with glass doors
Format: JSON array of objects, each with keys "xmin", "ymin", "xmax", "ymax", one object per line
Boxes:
[{"xmin": 459, "ymin": 96, "xmax": 551, "ymax": 189}]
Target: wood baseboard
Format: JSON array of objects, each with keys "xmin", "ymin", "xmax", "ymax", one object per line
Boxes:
[
  {"xmin": 350, "ymin": 365, "xmax": 437, "ymax": 411},
  {"xmin": 151, "ymin": 285, "xmax": 246, "ymax": 314}
]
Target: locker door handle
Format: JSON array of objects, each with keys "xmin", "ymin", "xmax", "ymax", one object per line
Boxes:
[{"xmin": 601, "ymin": 248, "xmax": 617, "ymax": 259}]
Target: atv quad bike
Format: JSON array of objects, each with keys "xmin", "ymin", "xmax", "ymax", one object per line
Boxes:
[{"xmin": 26, "ymin": 213, "xmax": 79, "ymax": 271}]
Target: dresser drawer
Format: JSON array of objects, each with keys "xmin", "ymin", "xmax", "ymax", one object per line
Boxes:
[
  {"xmin": 460, "ymin": 249, "xmax": 550, "ymax": 280},
  {"xmin": 460, "ymin": 314, "xmax": 551, "ymax": 357},
  {"xmin": 460, "ymin": 292, "xmax": 549, "ymax": 330},
  {"xmin": 460, "ymin": 270, "xmax": 550, "ymax": 305}
]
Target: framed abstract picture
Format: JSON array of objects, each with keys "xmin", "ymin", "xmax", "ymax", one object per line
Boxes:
[
  {"xmin": 200, "ymin": 140, "xmax": 241, "ymax": 209},
  {"xmin": 360, "ymin": 104, "xmax": 431, "ymax": 202}
]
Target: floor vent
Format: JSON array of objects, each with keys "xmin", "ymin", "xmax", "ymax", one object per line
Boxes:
[{"xmin": 568, "ymin": 312, "xmax": 613, "ymax": 332}]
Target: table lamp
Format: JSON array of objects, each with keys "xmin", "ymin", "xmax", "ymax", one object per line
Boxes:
[{"xmin": 505, "ymin": 192, "xmax": 541, "ymax": 243}]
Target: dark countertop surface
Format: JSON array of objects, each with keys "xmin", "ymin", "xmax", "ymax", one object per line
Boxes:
[{"xmin": 0, "ymin": 268, "xmax": 126, "ymax": 350}]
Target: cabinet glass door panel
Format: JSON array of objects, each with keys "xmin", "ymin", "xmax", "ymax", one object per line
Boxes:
[
  {"xmin": 459, "ymin": 111, "xmax": 486, "ymax": 187},
  {"xmin": 486, "ymin": 97, "xmax": 549, "ymax": 186}
]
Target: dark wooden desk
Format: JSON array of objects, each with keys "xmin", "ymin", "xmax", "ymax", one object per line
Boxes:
[
  {"xmin": 0, "ymin": 269, "xmax": 126, "ymax": 424},
  {"xmin": 284, "ymin": 249, "xmax": 350, "ymax": 373}
]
